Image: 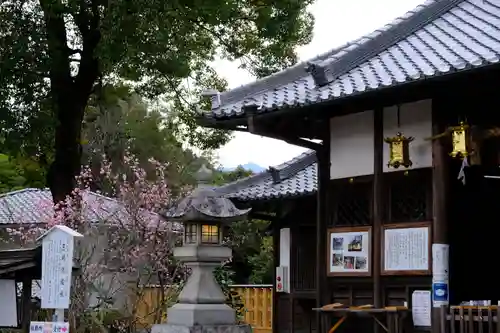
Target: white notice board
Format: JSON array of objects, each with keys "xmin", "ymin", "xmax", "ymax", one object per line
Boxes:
[
  {"xmin": 40, "ymin": 225, "xmax": 83, "ymax": 309},
  {"xmin": 383, "ymin": 224, "xmax": 430, "ymax": 274}
]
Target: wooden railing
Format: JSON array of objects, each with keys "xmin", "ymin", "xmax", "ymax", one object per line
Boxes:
[
  {"xmin": 133, "ymin": 284, "xmax": 273, "ymax": 333},
  {"xmin": 440, "ymin": 306, "xmax": 499, "ymax": 333}
]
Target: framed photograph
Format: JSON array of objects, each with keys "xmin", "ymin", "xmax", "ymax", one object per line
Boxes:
[
  {"xmin": 382, "ymin": 222, "xmax": 431, "ymax": 276},
  {"xmin": 327, "ymin": 226, "xmax": 372, "ymax": 277}
]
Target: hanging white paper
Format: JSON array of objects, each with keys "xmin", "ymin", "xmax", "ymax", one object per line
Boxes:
[
  {"xmin": 432, "ymin": 244, "xmax": 449, "ymax": 279},
  {"xmin": 412, "ymin": 290, "xmax": 431, "ymax": 327}
]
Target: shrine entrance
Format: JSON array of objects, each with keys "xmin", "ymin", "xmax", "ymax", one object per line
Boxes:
[{"xmin": 448, "ymin": 137, "xmax": 500, "ymax": 305}]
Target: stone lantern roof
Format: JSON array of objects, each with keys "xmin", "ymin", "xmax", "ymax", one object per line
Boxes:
[{"xmin": 165, "ymin": 164, "xmax": 251, "ymax": 222}]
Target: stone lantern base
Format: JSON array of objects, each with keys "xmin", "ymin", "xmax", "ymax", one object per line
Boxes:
[{"xmin": 152, "ymin": 323, "xmax": 252, "ymax": 333}]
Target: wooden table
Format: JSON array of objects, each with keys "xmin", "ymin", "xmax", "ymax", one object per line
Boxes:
[{"xmin": 313, "ymin": 305, "xmax": 410, "ymax": 333}]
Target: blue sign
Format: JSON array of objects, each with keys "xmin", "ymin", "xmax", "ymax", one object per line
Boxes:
[{"xmin": 432, "ymin": 281, "xmax": 449, "ymax": 304}]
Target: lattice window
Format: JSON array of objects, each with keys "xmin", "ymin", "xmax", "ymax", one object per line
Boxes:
[
  {"xmin": 334, "ymin": 182, "xmax": 372, "ymax": 226},
  {"xmin": 388, "ymin": 170, "xmax": 431, "ymax": 223}
]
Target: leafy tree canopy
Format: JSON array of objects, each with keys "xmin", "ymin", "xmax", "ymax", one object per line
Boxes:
[
  {"xmin": 0, "ymin": 0, "xmax": 314, "ymax": 202},
  {"xmin": 0, "ymin": 154, "xmax": 46, "ymax": 192}
]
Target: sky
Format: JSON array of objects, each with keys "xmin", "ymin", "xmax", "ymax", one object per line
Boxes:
[{"xmin": 214, "ymin": 0, "xmax": 426, "ymax": 169}]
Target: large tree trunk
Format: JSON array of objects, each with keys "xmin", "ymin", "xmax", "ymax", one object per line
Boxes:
[
  {"xmin": 47, "ymin": 100, "xmax": 86, "ymax": 204},
  {"xmin": 41, "ymin": 0, "xmax": 100, "ymax": 204}
]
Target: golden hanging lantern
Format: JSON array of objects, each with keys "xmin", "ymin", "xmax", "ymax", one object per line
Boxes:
[
  {"xmin": 449, "ymin": 121, "xmax": 470, "ymax": 159},
  {"xmin": 384, "ymin": 132, "xmax": 414, "ymax": 169}
]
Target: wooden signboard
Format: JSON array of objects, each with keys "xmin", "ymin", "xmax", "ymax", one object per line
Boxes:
[
  {"xmin": 382, "ymin": 222, "xmax": 431, "ymax": 275},
  {"xmin": 327, "ymin": 226, "xmax": 372, "ymax": 277}
]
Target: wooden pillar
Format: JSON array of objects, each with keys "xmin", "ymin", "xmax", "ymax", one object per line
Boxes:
[
  {"xmin": 373, "ymin": 107, "xmax": 384, "ymax": 309},
  {"xmin": 289, "ymin": 224, "xmax": 295, "ymax": 333},
  {"xmin": 315, "ymin": 129, "xmax": 331, "ymax": 333},
  {"xmin": 272, "ymin": 218, "xmax": 280, "ymax": 333},
  {"xmin": 431, "ymin": 97, "xmax": 450, "ymax": 333},
  {"xmin": 21, "ymin": 276, "xmax": 32, "ymax": 333}
]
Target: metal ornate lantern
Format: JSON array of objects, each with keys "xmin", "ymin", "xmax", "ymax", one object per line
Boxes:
[
  {"xmin": 449, "ymin": 121, "xmax": 470, "ymax": 159},
  {"xmin": 384, "ymin": 132, "xmax": 414, "ymax": 169}
]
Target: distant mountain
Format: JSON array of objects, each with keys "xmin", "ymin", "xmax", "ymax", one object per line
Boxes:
[{"xmin": 223, "ymin": 162, "xmax": 266, "ymax": 174}]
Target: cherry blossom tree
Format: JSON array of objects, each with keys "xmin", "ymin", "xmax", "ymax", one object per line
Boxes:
[{"xmin": 5, "ymin": 151, "xmax": 184, "ymax": 332}]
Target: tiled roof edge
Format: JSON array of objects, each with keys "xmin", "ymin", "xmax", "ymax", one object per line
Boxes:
[
  {"xmin": 215, "ymin": 150, "xmax": 316, "ymax": 196},
  {"xmin": 309, "ymin": 0, "xmax": 466, "ymax": 86},
  {"xmin": 0, "ymin": 187, "xmax": 45, "ymax": 199},
  {"xmin": 215, "ymin": 42, "xmax": 362, "ymax": 107}
]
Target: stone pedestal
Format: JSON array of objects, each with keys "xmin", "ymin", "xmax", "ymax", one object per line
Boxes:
[{"xmin": 152, "ymin": 324, "xmax": 252, "ymax": 333}]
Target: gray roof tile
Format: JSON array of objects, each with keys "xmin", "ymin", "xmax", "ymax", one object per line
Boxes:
[
  {"xmin": 215, "ymin": 151, "xmax": 317, "ymax": 201},
  {"xmin": 204, "ymin": 0, "xmax": 500, "ymax": 120},
  {"xmin": 0, "ymin": 188, "xmax": 161, "ymax": 225}
]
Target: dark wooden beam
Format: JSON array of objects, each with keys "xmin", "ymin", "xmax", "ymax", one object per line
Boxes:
[
  {"xmin": 21, "ymin": 276, "xmax": 32, "ymax": 333},
  {"xmin": 431, "ymin": 95, "xmax": 450, "ymax": 333},
  {"xmin": 373, "ymin": 107, "xmax": 383, "ymax": 310},
  {"xmin": 315, "ymin": 136, "xmax": 330, "ymax": 331},
  {"xmin": 272, "ymin": 213, "xmax": 280, "ymax": 333},
  {"xmin": 250, "ymin": 212, "xmax": 278, "ymax": 222},
  {"xmin": 247, "ymin": 115, "xmax": 322, "ymax": 150}
]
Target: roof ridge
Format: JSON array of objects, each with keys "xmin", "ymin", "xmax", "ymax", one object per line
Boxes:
[
  {"xmin": 0, "ymin": 187, "xmax": 45, "ymax": 199},
  {"xmin": 210, "ymin": 0, "xmax": 447, "ymax": 110},
  {"xmin": 308, "ymin": 0, "xmax": 465, "ymax": 86},
  {"xmin": 216, "ymin": 40, "xmax": 364, "ymax": 108},
  {"xmin": 276, "ymin": 151, "xmax": 316, "ymax": 182}
]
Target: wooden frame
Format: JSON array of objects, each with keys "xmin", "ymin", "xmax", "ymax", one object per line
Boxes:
[
  {"xmin": 381, "ymin": 221, "xmax": 432, "ymax": 276},
  {"xmin": 327, "ymin": 226, "xmax": 372, "ymax": 277}
]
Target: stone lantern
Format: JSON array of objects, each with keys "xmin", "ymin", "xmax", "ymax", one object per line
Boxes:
[{"xmin": 153, "ymin": 164, "xmax": 251, "ymax": 333}]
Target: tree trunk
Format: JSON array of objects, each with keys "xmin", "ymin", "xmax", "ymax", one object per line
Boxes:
[
  {"xmin": 47, "ymin": 100, "xmax": 85, "ymax": 204},
  {"xmin": 40, "ymin": 0, "xmax": 100, "ymax": 204}
]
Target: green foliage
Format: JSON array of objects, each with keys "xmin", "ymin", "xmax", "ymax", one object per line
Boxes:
[
  {"xmin": 214, "ymin": 263, "xmax": 246, "ymax": 322},
  {"xmin": 0, "ymin": 154, "xmax": 46, "ymax": 193},
  {"xmin": 83, "ymin": 84, "xmax": 204, "ymax": 193},
  {"xmin": 248, "ymin": 236, "xmax": 274, "ymax": 284},
  {"xmin": 0, "ymin": 0, "xmax": 315, "ymax": 159},
  {"xmin": 212, "ymin": 166, "xmax": 254, "ymax": 185},
  {"xmin": 212, "ymin": 167, "xmax": 274, "ymax": 284}
]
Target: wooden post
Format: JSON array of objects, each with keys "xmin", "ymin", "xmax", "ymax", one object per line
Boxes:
[
  {"xmin": 272, "ymin": 219, "xmax": 280, "ymax": 333},
  {"xmin": 373, "ymin": 107, "xmax": 383, "ymax": 308},
  {"xmin": 290, "ymin": 224, "xmax": 295, "ymax": 333},
  {"xmin": 21, "ymin": 277, "xmax": 32, "ymax": 333},
  {"xmin": 431, "ymin": 98, "xmax": 450, "ymax": 333},
  {"xmin": 316, "ymin": 128, "xmax": 331, "ymax": 333}
]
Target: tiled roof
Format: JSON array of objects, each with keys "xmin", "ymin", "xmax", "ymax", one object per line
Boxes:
[
  {"xmin": 0, "ymin": 188, "xmax": 161, "ymax": 225},
  {"xmin": 204, "ymin": 0, "xmax": 500, "ymax": 120},
  {"xmin": 215, "ymin": 151, "xmax": 317, "ymax": 201}
]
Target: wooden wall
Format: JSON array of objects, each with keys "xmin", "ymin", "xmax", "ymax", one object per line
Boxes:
[{"xmin": 283, "ymin": 168, "xmax": 433, "ymax": 333}]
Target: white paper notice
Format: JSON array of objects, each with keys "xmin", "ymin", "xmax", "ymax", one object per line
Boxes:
[
  {"xmin": 432, "ymin": 244, "xmax": 449, "ymax": 278},
  {"xmin": 384, "ymin": 227, "xmax": 429, "ymax": 271},
  {"xmin": 412, "ymin": 290, "xmax": 431, "ymax": 327},
  {"xmin": 41, "ymin": 231, "xmax": 74, "ymax": 309}
]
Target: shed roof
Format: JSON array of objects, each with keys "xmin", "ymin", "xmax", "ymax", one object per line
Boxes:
[
  {"xmin": 215, "ymin": 151, "xmax": 317, "ymax": 201},
  {"xmin": 0, "ymin": 188, "xmax": 162, "ymax": 225},
  {"xmin": 202, "ymin": 0, "xmax": 500, "ymax": 121}
]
